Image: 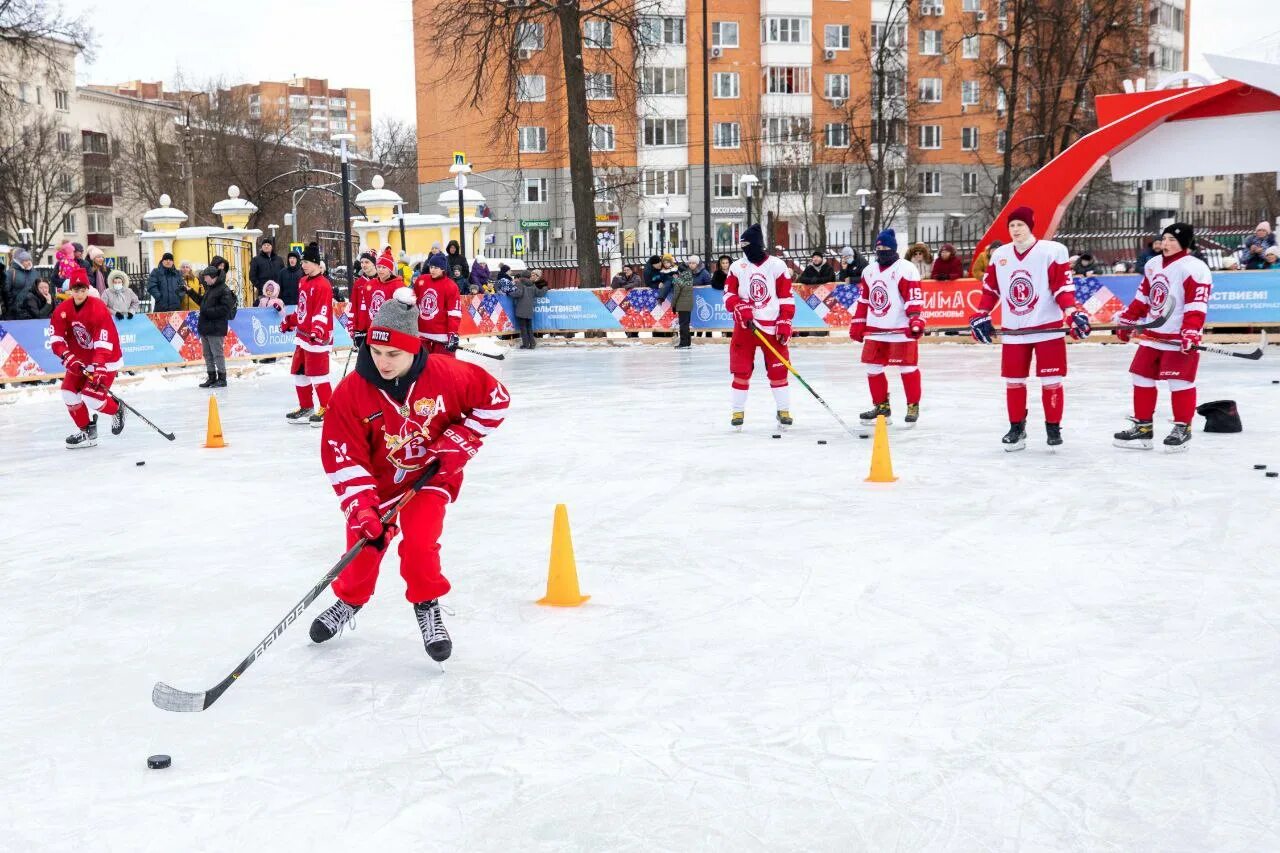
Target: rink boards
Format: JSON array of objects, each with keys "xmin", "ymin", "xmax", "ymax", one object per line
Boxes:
[{"xmin": 2, "ymin": 271, "xmax": 1279, "ymax": 381}]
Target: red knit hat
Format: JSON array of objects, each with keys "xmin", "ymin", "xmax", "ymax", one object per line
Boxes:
[
  {"xmin": 1007, "ymin": 205, "xmax": 1035, "ymax": 231},
  {"xmin": 367, "ymin": 287, "xmax": 422, "ymax": 353},
  {"xmin": 376, "ymin": 246, "xmax": 395, "ymax": 272},
  {"xmin": 67, "ymin": 266, "xmax": 90, "ymax": 289}
]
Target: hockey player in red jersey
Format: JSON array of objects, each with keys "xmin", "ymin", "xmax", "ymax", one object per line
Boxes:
[
  {"xmin": 848, "ymin": 228, "xmax": 925, "ymax": 428},
  {"xmin": 348, "ymin": 250, "xmax": 378, "ymax": 347},
  {"xmin": 1113, "ymin": 222, "xmax": 1211, "ymax": 452},
  {"xmin": 723, "ymin": 223, "xmax": 796, "ymax": 429},
  {"xmin": 414, "ymin": 256, "xmax": 463, "ymax": 356},
  {"xmin": 311, "ymin": 288, "xmax": 509, "ymax": 662},
  {"xmin": 969, "ymin": 206, "xmax": 1092, "ymax": 450},
  {"xmin": 280, "ymin": 241, "xmax": 335, "ymax": 426},
  {"xmin": 49, "ymin": 267, "xmax": 127, "ymax": 448},
  {"xmin": 351, "ymin": 248, "xmax": 403, "ymax": 350}
]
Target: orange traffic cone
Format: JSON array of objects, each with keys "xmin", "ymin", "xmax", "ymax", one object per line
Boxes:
[
  {"xmin": 536, "ymin": 504, "xmax": 590, "ymax": 607},
  {"xmin": 203, "ymin": 395, "xmax": 226, "ymax": 448},
  {"xmin": 865, "ymin": 414, "xmax": 896, "ymax": 482}
]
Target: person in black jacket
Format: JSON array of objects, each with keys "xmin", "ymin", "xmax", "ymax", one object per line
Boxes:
[
  {"xmin": 710, "ymin": 255, "xmax": 732, "ymax": 290},
  {"xmin": 444, "ymin": 240, "xmax": 469, "ymax": 283},
  {"xmin": 19, "ymin": 279, "xmax": 55, "ymax": 319},
  {"xmin": 797, "ymin": 252, "xmax": 835, "ymax": 284},
  {"xmin": 278, "ymin": 251, "xmax": 303, "ymax": 305},
  {"xmin": 193, "ymin": 266, "xmax": 238, "ymax": 388},
  {"xmin": 249, "ymin": 238, "xmax": 285, "ymax": 302}
]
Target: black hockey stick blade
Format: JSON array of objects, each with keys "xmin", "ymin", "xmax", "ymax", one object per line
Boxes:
[
  {"xmin": 151, "ymin": 460, "xmax": 440, "ymax": 712},
  {"xmin": 110, "ymin": 393, "xmax": 176, "ymax": 441},
  {"xmin": 1191, "ymin": 331, "xmax": 1267, "ymax": 361},
  {"xmin": 459, "ymin": 345, "xmax": 506, "ymax": 360}
]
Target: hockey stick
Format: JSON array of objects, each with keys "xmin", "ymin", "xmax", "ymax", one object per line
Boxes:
[
  {"xmin": 108, "ymin": 392, "xmax": 175, "ymax": 441},
  {"xmin": 341, "ymin": 344, "xmax": 355, "ymax": 379},
  {"xmin": 457, "ymin": 344, "xmax": 505, "ymax": 361},
  {"xmin": 151, "ymin": 460, "xmax": 441, "ymax": 712},
  {"xmin": 1187, "ymin": 330, "xmax": 1267, "ymax": 360},
  {"xmin": 999, "ymin": 311, "xmax": 1173, "ymax": 338},
  {"xmin": 751, "ymin": 326, "xmax": 862, "ymax": 440}
]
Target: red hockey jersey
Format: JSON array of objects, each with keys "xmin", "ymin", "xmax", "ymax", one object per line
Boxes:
[
  {"xmin": 283, "ymin": 274, "xmax": 334, "ymax": 352},
  {"xmin": 320, "ymin": 356, "xmax": 509, "ymax": 509},
  {"xmin": 350, "ymin": 275, "xmax": 375, "ymax": 333},
  {"xmin": 353, "ymin": 276, "xmax": 404, "ymax": 334},
  {"xmin": 50, "ymin": 295, "xmax": 123, "ymax": 369},
  {"xmin": 413, "ymin": 274, "xmax": 463, "ymax": 342},
  {"xmin": 1120, "ymin": 251, "xmax": 1211, "ymax": 352}
]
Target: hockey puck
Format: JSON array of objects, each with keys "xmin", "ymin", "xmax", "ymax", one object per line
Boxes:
[
  {"xmin": 146, "ymin": 754, "xmax": 171, "ymax": 770},
  {"xmin": 1255, "ymin": 464, "xmax": 1267, "ymax": 470},
  {"xmin": 136, "ymin": 461, "xmax": 146, "ymax": 467},
  {"xmin": 817, "ymin": 440, "xmax": 828, "ymax": 445},
  {"xmin": 1268, "ymin": 472, "xmax": 1279, "ymax": 479},
  {"xmin": 772, "ymin": 433, "xmax": 782, "ymax": 439},
  {"xmin": 1273, "ymin": 380, "xmax": 1279, "ymax": 384}
]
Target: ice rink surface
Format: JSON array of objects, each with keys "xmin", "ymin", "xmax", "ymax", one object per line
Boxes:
[{"xmin": 3, "ymin": 338, "xmax": 1280, "ymax": 852}]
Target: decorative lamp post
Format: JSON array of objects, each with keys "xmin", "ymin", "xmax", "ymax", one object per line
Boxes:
[
  {"xmin": 856, "ymin": 188, "xmax": 871, "ymax": 252},
  {"xmin": 449, "ymin": 158, "xmax": 473, "ymax": 261},
  {"xmin": 17, "ymin": 226, "xmax": 33, "ymax": 253},
  {"xmin": 657, "ymin": 199, "xmax": 668, "ymax": 254},
  {"xmin": 332, "ymin": 132, "xmax": 357, "ymax": 292},
  {"xmin": 739, "ymin": 174, "xmax": 759, "ymax": 226},
  {"xmin": 283, "ymin": 212, "xmax": 295, "ymax": 245}
]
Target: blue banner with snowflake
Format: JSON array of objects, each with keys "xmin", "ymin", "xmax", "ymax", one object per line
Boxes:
[
  {"xmin": 536, "ymin": 290, "xmax": 624, "ymax": 330},
  {"xmin": 690, "ymin": 288, "xmax": 826, "ymax": 329}
]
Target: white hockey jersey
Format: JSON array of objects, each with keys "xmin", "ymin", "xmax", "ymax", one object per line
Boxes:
[
  {"xmin": 979, "ymin": 239, "xmax": 1076, "ymax": 344},
  {"xmin": 723, "ymin": 256, "xmax": 795, "ymax": 335},
  {"xmin": 1122, "ymin": 251, "xmax": 1212, "ymax": 352},
  {"xmin": 855, "ymin": 259, "xmax": 923, "ymax": 343}
]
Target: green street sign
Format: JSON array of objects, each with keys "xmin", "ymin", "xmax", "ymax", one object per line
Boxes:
[{"xmin": 519, "ymin": 219, "xmax": 551, "ymax": 228}]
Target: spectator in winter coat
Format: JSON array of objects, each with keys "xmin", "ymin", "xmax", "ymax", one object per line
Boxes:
[
  {"xmin": 147, "ymin": 253, "xmax": 185, "ymax": 311},
  {"xmin": 278, "ymin": 252, "xmax": 304, "ymax": 305},
  {"xmin": 249, "ymin": 237, "xmax": 285, "ymax": 302},
  {"xmin": 1240, "ymin": 222, "xmax": 1277, "ymax": 270},
  {"xmin": 970, "ymin": 240, "xmax": 1001, "ymax": 279},
  {"xmin": 687, "ymin": 255, "xmax": 713, "ymax": 287},
  {"xmin": 469, "ymin": 257, "xmax": 491, "ymax": 293},
  {"xmin": 258, "ymin": 280, "xmax": 285, "ymax": 312},
  {"xmin": 4, "ymin": 250, "xmax": 41, "ymax": 319},
  {"xmin": 19, "ymin": 279, "xmax": 55, "ymax": 320},
  {"xmin": 659, "ymin": 264, "xmax": 695, "ymax": 348},
  {"xmin": 905, "ymin": 243, "xmax": 932, "ymax": 279},
  {"xmin": 193, "ymin": 266, "xmax": 239, "ymax": 388},
  {"xmin": 426, "ymin": 242, "xmax": 448, "ymax": 273},
  {"xmin": 103, "ymin": 275, "xmax": 140, "ymax": 319},
  {"xmin": 797, "ymin": 252, "xmax": 835, "ymax": 284},
  {"xmin": 177, "ymin": 260, "xmax": 203, "ymax": 310},
  {"xmin": 508, "ymin": 271, "xmax": 548, "ymax": 349},
  {"xmin": 611, "ymin": 265, "xmax": 642, "ymax": 289},
  {"xmin": 72, "ymin": 242, "xmax": 91, "ymax": 274},
  {"xmin": 642, "ymin": 255, "xmax": 664, "ymax": 288},
  {"xmin": 930, "ymin": 244, "xmax": 965, "ymax": 280},
  {"xmin": 491, "ymin": 263, "xmax": 513, "ymax": 295},
  {"xmin": 444, "ymin": 240, "xmax": 469, "ymax": 283},
  {"xmin": 710, "ymin": 255, "xmax": 732, "ymax": 290},
  {"xmin": 1137, "ymin": 238, "xmax": 1161, "ymax": 269},
  {"xmin": 656, "ymin": 254, "xmax": 678, "ymax": 290},
  {"xmin": 838, "ymin": 248, "xmax": 868, "ymax": 283},
  {"xmin": 1072, "ymin": 252, "xmax": 1101, "ymax": 277},
  {"xmin": 85, "ymin": 247, "xmax": 111, "ymax": 295}
]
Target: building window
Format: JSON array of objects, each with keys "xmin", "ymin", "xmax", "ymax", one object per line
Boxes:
[
  {"xmin": 824, "ymin": 24, "xmax": 850, "ymax": 50},
  {"xmin": 56, "ymin": 173, "xmax": 75, "ymax": 193},
  {"xmin": 919, "ymin": 30, "xmax": 942, "ymax": 55},
  {"xmin": 874, "ymin": 70, "xmax": 906, "ymax": 99},
  {"xmin": 997, "ymin": 43, "xmax": 1009, "ymax": 66},
  {"xmin": 919, "ymin": 125, "xmax": 941, "ymax": 149},
  {"xmin": 516, "ymin": 22, "xmax": 545, "ymax": 50},
  {"xmin": 1150, "ymin": 1, "xmax": 1185, "ymax": 32},
  {"xmin": 87, "ymin": 209, "xmax": 111, "ymax": 234},
  {"xmin": 713, "ymin": 172, "xmax": 739, "ymax": 198},
  {"xmin": 640, "ymin": 16, "xmax": 686, "ymax": 45},
  {"xmin": 763, "ymin": 16, "xmax": 811, "ymax": 44},
  {"xmin": 764, "ymin": 166, "xmax": 810, "ymax": 194},
  {"xmin": 762, "ymin": 115, "xmax": 812, "ymax": 144},
  {"xmin": 642, "ymin": 118, "xmax": 687, "ymax": 147},
  {"xmin": 1193, "ymin": 193, "xmax": 1204, "ymax": 206},
  {"xmin": 517, "ymin": 75, "xmax": 547, "ymax": 102},
  {"xmin": 872, "ymin": 118, "xmax": 905, "ymax": 145},
  {"xmin": 824, "ymin": 74, "xmax": 850, "ymax": 100},
  {"xmin": 961, "ymin": 127, "xmax": 979, "ymax": 150},
  {"xmin": 825, "ymin": 170, "xmax": 849, "ymax": 196},
  {"xmin": 962, "ymin": 35, "xmax": 980, "ymax": 59},
  {"xmin": 962, "ymin": 172, "xmax": 979, "ymax": 195},
  {"xmin": 57, "ymin": 130, "xmax": 72, "ymax": 152},
  {"xmin": 583, "ymin": 19, "xmax": 613, "ymax": 48},
  {"xmin": 585, "ymin": 73, "xmax": 615, "ymax": 100},
  {"xmin": 518, "ymin": 126, "xmax": 547, "ymax": 153},
  {"xmin": 1213, "ymin": 193, "xmax": 1224, "ymax": 207},
  {"xmin": 640, "ymin": 67, "xmax": 687, "ymax": 95},
  {"xmin": 825, "ymin": 122, "xmax": 850, "ymax": 148},
  {"xmin": 964, "ymin": 0, "xmax": 982, "ymax": 9},
  {"xmin": 54, "ymin": 89, "xmax": 70, "ymax": 111},
  {"xmin": 589, "ymin": 124, "xmax": 615, "ymax": 151},
  {"xmin": 82, "ymin": 131, "xmax": 110, "ymax": 154},
  {"xmin": 886, "ymin": 168, "xmax": 904, "ymax": 192},
  {"xmin": 642, "ymin": 169, "xmax": 688, "ymax": 196},
  {"xmin": 871, "ymin": 22, "xmax": 906, "ymax": 50},
  {"xmin": 918, "ymin": 171, "xmax": 942, "ymax": 195},
  {"xmin": 919, "ymin": 78, "xmax": 942, "ymax": 102},
  {"xmin": 527, "ymin": 227, "xmax": 550, "ymax": 251},
  {"xmin": 64, "ymin": 212, "xmax": 76, "ymax": 233},
  {"xmin": 524, "ymin": 178, "xmax": 548, "ymax": 203},
  {"xmin": 961, "ymin": 80, "xmax": 980, "ymax": 105},
  {"xmin": 996, "ymin": 87, "xmax": 1007, "ymax": 112},
  {"xmin": 766, "ymin": 66, "xmax": 811, "ymax": 95},
  {"xmin": 713, "ymin": 72, "xmax": 740, "ymax": 98},
  {"xmin": 996, "ymin": 129, "xmax": 1008, "ymax": 152},
  {"xmin": 714, "ymin": 122, "xmax": 741, "ymax": 148},
  {"xmin": 712, "ymin": 21, "xmax": 739, "ymax": 48}
]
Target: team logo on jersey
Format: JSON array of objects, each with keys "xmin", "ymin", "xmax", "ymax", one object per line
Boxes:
[
  {"xmin": 869, "ymin": 282, "xmax": 891, "ymax": 316},
  {"xmin": 385, "ymin": 425, "xmax": 432, "ymax": 472},
  {"xmin": 1149, "ymin": 274, "xmax": 1170, "ymax": 313},
  {"xmin": 297, "ymin": 292, "xmax": 308, "ymax": 320},
  {"xmin": 1006, "ymin": 270, "xmax": 1039, "ymax": 316},
  {"xmin": 748, "ymin": 273, "xmax": 769, "ymax": 305},
  {"xmin": 369, "ymin": 291, "xmax": 387, "ymax": 316},
  {"xmin": 71, "ymin": 322, "xmax": 92, "ymax": 349},
  {"xmin": 419, "ymin": 290, "xmax": 439, "ymax": 320}
]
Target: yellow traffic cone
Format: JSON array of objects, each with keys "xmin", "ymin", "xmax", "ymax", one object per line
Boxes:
[
  {"xmin": 865, "ymin": 414, "xmax": 896, "ymax": 483},
  {"xmin": 203, "ymin": 395, "xmax": 226, "ymax": 448},
  {"xmin": 537, "ymin": 504, "xmax": 590, "ymax": 607}
]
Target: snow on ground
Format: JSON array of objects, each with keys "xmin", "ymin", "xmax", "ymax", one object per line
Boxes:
[{"xmin": 2, "ymin": 340, "xmax": 1280, "ymax": 852}]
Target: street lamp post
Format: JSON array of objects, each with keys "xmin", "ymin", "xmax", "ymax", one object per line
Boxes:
[
  {"xmin": 657, "ymin": 199, "xmax": 668, "ymax": 254},
  {"xmin": 283, "ymin": 213, "xmax": 295, "ymax": 245},
  {"xmin": 396, "ymin": 202, "xmax": 408, "ymax": 255},
  {"xmin": 17, "ymin": 226, "xmax": 33, "ymax": 253},
  {"xmin": 449, "ymin": 159, "xmax": 472, "ymax": 261},
  {"xmin": 332, "ymin": 133, "xmax": 357, "ymax": 291},
  {"xmin": 739, "ymin": 174, "xmax": 759, "ymax": 229},
  {"xmin": 856, "ymin": 188, "xmax": 871, "ymax": 252}
]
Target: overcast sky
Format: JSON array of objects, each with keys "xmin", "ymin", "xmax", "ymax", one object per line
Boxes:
[{"xmin": 64, "ymin": 0, "xmax": 1278, "ymax": 126}]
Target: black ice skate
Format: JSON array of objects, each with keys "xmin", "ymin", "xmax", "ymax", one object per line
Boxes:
[
  {"xmin": 731, "ymin": 411, "xmax": 744, "ymax": 429},
  {"xmin": 776, "ymin": 409, "xmax": 793, "ymax": 427},
  {"xmin": 110, "ymin": 405, "xmax": 126, "ymax": 436},
  {"xmin": 414, "ymin": 599, "xmax": 452, "ymax": 662},
  {"xmin": 64, "ymin": 428, "xmax": 97, "ymax": 449},
  {"xmin": 1002, "ymin": 420, "xmax": 1027, "ymax": 452},
  {"xmin": 1045, "ymin": 422, "xmax": 1063, "ymax": 447},
  {"xmin": 309, "ymin": 599, "xmax": 361, "ymax": 643},
  {"xmin": 860, "ymin": 401, "xmax": 892, "ymax": 426},
  {"xmin": 903, "ymin": 403, "xmax": 920, "ymax": 427},
  {"xmin": 1163, "ymin": 422, "xmax": 1192, "ymax": 452},
  {"xmin": 309, "ymin": 407, "xmax": 326, "ymax": 428},
  {"xmin": 1113, "ymin": 418, "xmax": 1154, "ymax": 450},
  {"xmin": 286, "ymin": 407, "xmax": 314, "ymax": 425}
]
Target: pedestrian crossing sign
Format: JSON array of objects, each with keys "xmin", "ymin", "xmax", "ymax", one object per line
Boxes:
[{"xmin": 512, "ymin": 235, "xmax": 525, "ymax": 256}]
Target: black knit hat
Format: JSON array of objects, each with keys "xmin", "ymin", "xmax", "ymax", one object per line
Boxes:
[
  {"xmin": 1196, "ymin": 399, "xmax": 1242, "ymax": 433},
  {"xmin": 1162, "ymin": 222, "xmax": 1194, "ymax": 251},
  {"xmin": 302, "ymin": 241, "xmax": 321, "ymax": 264}
]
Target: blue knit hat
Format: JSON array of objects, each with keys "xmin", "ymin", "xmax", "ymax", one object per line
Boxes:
[{"xmin": 875, "ymin": 229, "xmax": 897, "ymax": 251}]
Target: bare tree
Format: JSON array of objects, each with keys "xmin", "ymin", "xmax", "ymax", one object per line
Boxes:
[
  {"xmin": 0, "ymin": 113, "xmax": 82, "ymax": 258},
  {"xmin": 369, "ymin": 116, "xmax": 419, "ymax": 205}
]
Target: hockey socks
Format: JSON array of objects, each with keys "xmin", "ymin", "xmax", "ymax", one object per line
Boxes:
[
  {"xmin": 770, "ymin": 383, "xmax": 790, "ymax": 411},
  {"xmin": 295, "ymin": 376, "xmax": 314, "ymax": 409},
  {"xmin": 1171, "ymin": 387, "xmax": 1196, "ymax": 424},
  {"xmin": 900, "ymin": 369, "xmax": 921, "ymax": 405},
  {"xmin": 1133, "ymin": 384, "xmax": 1158, "ymax": 421},
  {"xmin": 68, "ymin": 402, "xmax": 91, "ymax": 430},
  {"xmin": 1006, "ymin": 383, "xmax": 1028, "ymax": 422},
  {"xmin": 1042, "ymin": 383, "xmax": 1063, "ymax": 423},
  {"xmin": 867, "ymin": 372, "xmax": 890, "ymax": 405},
  {"xmin": 315, "ymin": 381, "xmax": 333, "ymax": 410}
]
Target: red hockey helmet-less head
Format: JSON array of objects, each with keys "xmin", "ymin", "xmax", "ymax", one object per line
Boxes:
[
  {"xmin": 1007, "ymin": 205, "xmax": 1036, "ymax": 232},
  {"xmin": 368, "ymin": 288, "xmax": 422, "ymax": 354}
]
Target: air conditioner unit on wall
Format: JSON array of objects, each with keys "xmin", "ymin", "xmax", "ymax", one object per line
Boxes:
[
  {"xmin": 976, "ymin": 10, "xmax": 987, "ymax": 20},
  {"xmin": 517, "ymin": 48, "xmax": 533, "ymax": 60},
  {"xmin": 823, "ymin": 49, "xmax": 836, "ymax": 61},
  {"xmin": 552, "ymin": 227, "xmax": 564, "ymax": 240},
  {"xmin": 710, "ymin": 46, "xmax": 723, "ymax": 59}
]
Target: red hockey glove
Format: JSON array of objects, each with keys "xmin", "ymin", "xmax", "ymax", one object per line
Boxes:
[
  {"xmin": 848, "ymin": 320, "xmax": 866, "ymax": 343},
  {"xmin": 344, "ymin": 491, "xmax": 388, "ymax": 549},
  {"xmin": 1181, "ymin": 327, "xmax": 1202, "ymax": 354},
  {"xmin": 60, "ymin": 352, "xmax": 84, "ymax": 373},
  {"xmin": 731, "ymin": 302, "xmax": 754, "ymax": 330},
  {"xmin": 280, "ymin": 314, "xmax": 297, "ymax": 333},
  {"xmin": 427, "ymin": 424, "xmax": 481, "ymax": 480},
  {"xmin": 774, "ymin": 318, "xmax": 792, "ymax": 346},
  {"xmin": 1115, "ymin": 318, "xmax": 1135, "ymax": 343},
  {"xmin": 907, "ymin": 314, "xmax": 926, "ymax": 339}
]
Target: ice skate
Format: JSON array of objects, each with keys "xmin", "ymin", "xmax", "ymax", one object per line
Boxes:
[
  {"xmin": 1163, "ymin": 422, "xmax": 1192, "ymax": 453},
  {"xmin": 776, "ymin": 409, "xmax": 793, "ymax": 427},
  {"xmin": 859, "ymin": 401, "xmax": 892, "ymax": 426},
  {"xmin": 309, "ymin": 407, "xmax": 326, "ymax": 428},
  {"xmin": 1045, "ymin": 422, "xmax": 1063, "ymax": 447},
  {"xmin": 902, "ymin": 403, "xmax": 920, "ymax": 428},
  {"xmin": 1113, "ymin": 418, "xmax": 1154, "ymax": 450},
  {"xmin": 64, "ymin": 428, "xmax": 97, "ymax": 449},
  {"xmin": 1002, "ymin": 420, "xmax": 1027, "ymax": 452},
  {"xmin": 309, "ymin": 599, "xmax": 361, "ymax": 643},
  {"xmin": 414, "ymin": 599, "xmax": 452, "ymax": 662},
  {"xmin": 286, "ymin": 407, "xmax": 313, "ymax": 425},
  {"xmin": 110, "ymin": 405, "xmax": 126, "ymax": 436},
  {"xmin": 731, "ymin": 411, "xmax": 744, "ymax": 431}
]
